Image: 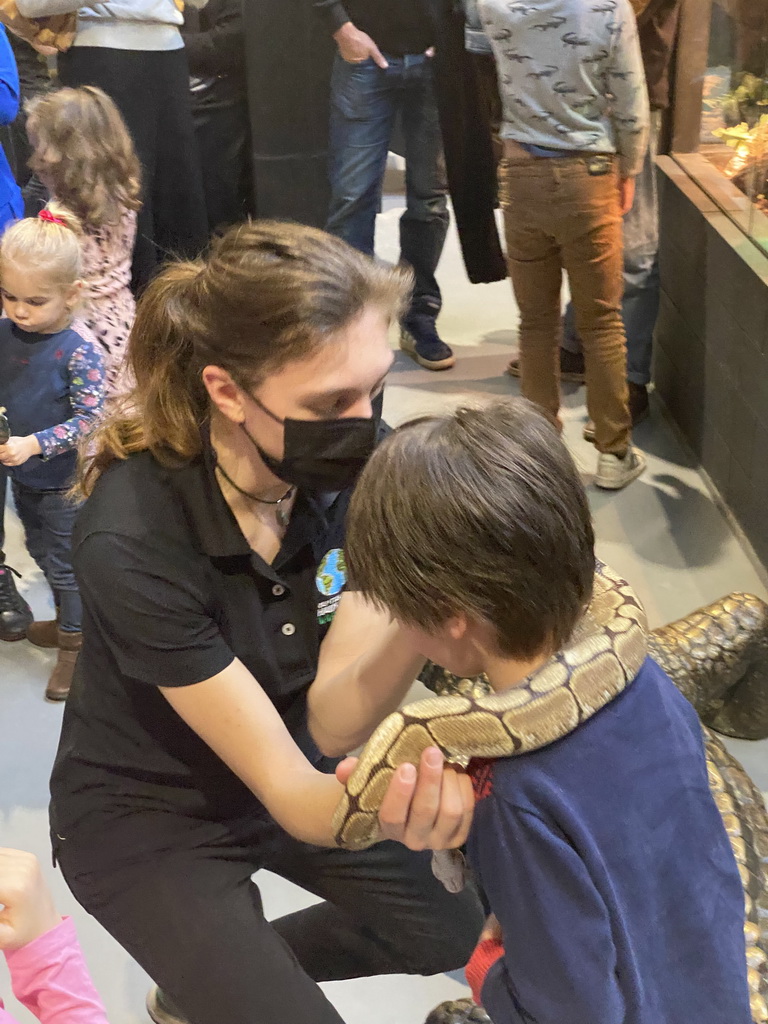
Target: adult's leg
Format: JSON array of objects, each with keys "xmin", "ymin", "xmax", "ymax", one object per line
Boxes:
[
  {"xmin": 557, "ymin": 162, "xmax": 630, "ymax": 456},
  {"xmin": 57, "ymin": 47, "xmax": 159, "ymax": 292},
  {"xmin": 399, "ymin": 55, "xmax": 449, "ymax": 319},
  {"xmin": 622, "ymin": 111, "xmax": 662, "ymax": 388},
  {"xmin": 268, "ymin": 836, "xmax": 484, "ymax": 981},
  {"xmin": 55, "ymin": 825, "xmax": 346, "ymax": 1024},
  {"xmin": 193, "ymin": 96, "xmax": 252, "ymax": 233},
  {"xmin": 0, "ymin": 470, "xmax": 33, "ymax": 640},
  {"xmin": 325, "ymin": 55, "xmax": 397, "ymax": 256},
  {"xmin": 153, "ymin": 49, "xmax": 209, "ymax": 261},
  {"xmin": 498, "ymin": 158, "xmax": 565, "ymax": 423}
]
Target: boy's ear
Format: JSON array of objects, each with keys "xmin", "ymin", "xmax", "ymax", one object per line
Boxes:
[{"xmin": 446, "ymin": 613, "xmax": 470, "ymax": 642}]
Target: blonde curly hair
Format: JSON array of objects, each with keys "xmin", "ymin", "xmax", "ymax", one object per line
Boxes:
[{"xmin": 27, "ymin": 86, "xmax": 142, "ymax": 230}]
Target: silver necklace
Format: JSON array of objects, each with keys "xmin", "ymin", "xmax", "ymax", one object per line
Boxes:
[{"xmin": 214, "ymin": 459, "xmax": 295, "ymax": 528}]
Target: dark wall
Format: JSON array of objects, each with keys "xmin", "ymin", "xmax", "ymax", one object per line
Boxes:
[
  {"xmin": 655, "ymin": 157, "xmax": 768, "ymax": 568},
  {"xmin": 243, "ymin": 1, "xmax": 334, "ymax": 226}
]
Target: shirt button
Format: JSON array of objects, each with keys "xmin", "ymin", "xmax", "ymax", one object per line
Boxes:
[
  {"xmin": 272, "ymin": 584, "xmax": 286, "ymax": 597},
  {"xmin": 281, "ymin": 623, "xmax": 296, "ymax": 637}
]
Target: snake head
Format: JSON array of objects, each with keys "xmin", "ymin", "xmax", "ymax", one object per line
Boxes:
[{"xmin": 0, "ymin": 407, "xmax": 9, "ymax": 446}]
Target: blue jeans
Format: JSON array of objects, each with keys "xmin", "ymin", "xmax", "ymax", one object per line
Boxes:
[
  {"xmin": 564, "ymin": 111, "xmax": 662, "ymax": 386},
  {"xmin": 326, "ymin": 53, "xmax": 449, "ymax": 319},
  {"xmin": 11, "ymin": 481, "xmax": 82, "ymax": 631}
]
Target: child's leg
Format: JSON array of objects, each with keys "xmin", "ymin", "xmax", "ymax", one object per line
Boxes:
[
  {"xmin": 10, "ymin": 481, "xmax": 48, "ymax": 580},
  {"xmin": 498, "ymin": 157, "xmax": 564, "ymax": 425},
  {"xmin": 558, "ymin": 163, "xmax": 631, "ymax": 457},
  {"xmin": 37, "ymin": 490, "xmax": 81, "ymax": 633}
]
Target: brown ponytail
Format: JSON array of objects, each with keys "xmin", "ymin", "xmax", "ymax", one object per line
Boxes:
[{"xmin": 78, "ymin": 220, "xmax": 411, "ymax": 497}]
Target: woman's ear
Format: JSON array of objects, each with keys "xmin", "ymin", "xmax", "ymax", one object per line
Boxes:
[{"xmin": 202, "ymin": 364, "xmax": 247, "ymax": 425}]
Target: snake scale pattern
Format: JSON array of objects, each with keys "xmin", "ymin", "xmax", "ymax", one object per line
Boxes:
[
  {"xmin": 332, "ymin": 563, "xmax": 648, "ymax": 850},
  {"xmin": 332, "ymin": 567, "xmax": 768, "ymax": 1024}
]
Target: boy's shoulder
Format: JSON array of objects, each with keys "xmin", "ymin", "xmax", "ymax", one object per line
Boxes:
[{"xmin": 473, "ymin": 658, "xmax": 702, "ymax": 812}]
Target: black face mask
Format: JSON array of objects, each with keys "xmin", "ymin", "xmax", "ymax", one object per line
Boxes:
[{"xmin": 244, "ymin": 391, "xmax": 383, "ymax": 492}]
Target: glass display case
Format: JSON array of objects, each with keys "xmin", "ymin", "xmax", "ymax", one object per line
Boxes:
[{"xmin": 673, "ymin": 0, "xmax": 768, "ymax": 255}]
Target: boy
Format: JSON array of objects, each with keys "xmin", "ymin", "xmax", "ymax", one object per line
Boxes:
[
  {"xmin": 345, "ymin": 399, "xmax": 751, "ymax": 1024},
  {"xmin": 482, "ymin": 0, "xmax": 650, "ymax": 489}
]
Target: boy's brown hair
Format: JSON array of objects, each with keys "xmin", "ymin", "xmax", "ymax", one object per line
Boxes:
[{"xmin": 346, "ymin": 399, "xmax": 595, "ymax": 660}]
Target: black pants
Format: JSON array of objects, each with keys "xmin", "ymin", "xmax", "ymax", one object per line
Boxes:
[
  {"xmin": 55, "ymin": 812, "xmax": 483, "ymax": 1024},
  {"xmin": 193, "ymin": 96, "xmax": 253, "ymax": 234},
  {"xmin": 58, "ymin": 46, "xmax": 209, "ymax": 292}
]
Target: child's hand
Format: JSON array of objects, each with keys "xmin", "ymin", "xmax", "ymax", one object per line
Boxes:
[
  {"xmin": 0, "ymin": 435, "xmax": 42, "ymax": 467},
  {"xmin": 480, "ymin": 913, "xmax": 503, "ymax": 943},
  {"xmin": 0, "ymin": 850, "xmax": 62, "ymax": 952}
]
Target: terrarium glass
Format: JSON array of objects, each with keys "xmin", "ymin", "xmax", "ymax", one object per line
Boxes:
[{"xmin": 699, "ymin": 0, "xmax": 768, "ymax": 252}]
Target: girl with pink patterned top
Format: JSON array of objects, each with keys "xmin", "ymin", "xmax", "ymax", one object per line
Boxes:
[
  {"xmin": 0, "ymin": 849, "xmax": 108, "ymax": 1024},
  {"xmin": 26, "ymin": 86, "xmax": 142, "ymax": 398}
]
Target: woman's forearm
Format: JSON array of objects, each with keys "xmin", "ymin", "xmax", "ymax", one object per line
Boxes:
[
  {"xmin": 308, "ymin": 593, "xmax": 426, "ymax": 757},
  {"xmin": 161, "ymin": 662, "xmax": 347, "ymax": 847}
]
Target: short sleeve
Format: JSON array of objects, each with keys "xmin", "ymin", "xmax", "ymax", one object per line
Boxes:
[{"xmin": 75, "ymin": 532, "xmax": 235, "ymax": 687}]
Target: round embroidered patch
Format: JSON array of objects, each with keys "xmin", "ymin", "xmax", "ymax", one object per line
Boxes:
[{"xmin": 316, "ymin": 548, "xmax": 347, "ymax": 597}]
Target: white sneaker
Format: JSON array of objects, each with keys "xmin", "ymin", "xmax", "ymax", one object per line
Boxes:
[{"xmin": 595, "ymin": 447, "xmax": 646, "ymax": 490}]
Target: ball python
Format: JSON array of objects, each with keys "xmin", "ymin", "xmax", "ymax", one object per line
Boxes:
[
  {"xmin": 332, "ymin": 561, "xmax": 648, "ymax": 852},
  {"xmin": 419, "ymin": 594, "xmax": 768, "ymax": 1024}
]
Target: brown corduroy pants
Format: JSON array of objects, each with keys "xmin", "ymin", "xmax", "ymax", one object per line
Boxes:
[{"xmin": 500, "ymin": 143, "xmax": 631, "ymax": 456}]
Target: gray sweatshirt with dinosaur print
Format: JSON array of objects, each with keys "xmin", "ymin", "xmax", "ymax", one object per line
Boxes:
[{"xmin": 478, "ymin": 0, "xmax": 650, "ymax": 177}]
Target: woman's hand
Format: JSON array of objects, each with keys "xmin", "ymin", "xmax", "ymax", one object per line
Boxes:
[
  {"xmin": 0, "ymin": 434, "xmax": 42, "ymax": 467},
  {"xmin": 0, "ymin": 850, "xmax": 62, "ymax": 952},
  {"xmin": 337, "ymin": 747, "xmax": 475, "ymax": 851}
]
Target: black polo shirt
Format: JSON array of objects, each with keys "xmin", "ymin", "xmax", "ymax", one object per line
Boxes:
[{"xmin": 50, "ymin": 438, "xmax": 353, "ymax": 856}]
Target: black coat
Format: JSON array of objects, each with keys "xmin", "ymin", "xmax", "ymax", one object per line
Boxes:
[
  {"xmin": 182, "ymin": 0, "xmax": 246, "ymax": 88},
  {"xmin": 427, "ymin": 0, "xmax": 507, "ymax": 284}
]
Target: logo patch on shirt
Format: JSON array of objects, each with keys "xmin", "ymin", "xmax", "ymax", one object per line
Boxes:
[{"xmin": 316, "ymin": 548, "xmax": 347, "ymax": 625}]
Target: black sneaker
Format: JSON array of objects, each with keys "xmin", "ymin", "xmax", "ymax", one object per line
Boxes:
[
  {"xmin": 146, "ymin": 987, "xmax": 188, "ymax": 1024},
  {"xmin": 628, "ymin": 381, "xmax": 649, "ymax": 426},
  {"xmin": 0, "ymin": 563, "xmax": 33, "ymax": 641},
  {"xmin": 400, "ymin": 313, "xmax": 455, "ymax": 371},
  {"xmin": 507, "ymin": 347, "xmax": 586, "ymax": 384}
]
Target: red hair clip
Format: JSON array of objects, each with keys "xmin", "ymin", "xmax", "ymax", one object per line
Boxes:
[{"xmin": 39, "ymin": 209, "xmax": 67, "ymax": 227}]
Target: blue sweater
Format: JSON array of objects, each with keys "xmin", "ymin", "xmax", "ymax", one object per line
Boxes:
[
  {"xmin": 0, "ymin": 321, "xmax": 105, "ymax": 490},
  {"xmin": 469, "ymin": 657, "xmax": 752, "ymax": 1024},
  {"xmin": 0, "ymin": 27, "xmax": 22, "ymax": 229}
]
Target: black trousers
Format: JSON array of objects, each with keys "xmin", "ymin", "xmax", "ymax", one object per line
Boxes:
[
  {"xmin": 55, "ymin": 811, "xmax": 483, "ymax": 1024},
  {"xmin": 193, "ymin": 96, "xmax": 253, "ymax": 234},
  {"xmin": 58, "ymin": 46, "xmax": 209, "ymax": 292}
]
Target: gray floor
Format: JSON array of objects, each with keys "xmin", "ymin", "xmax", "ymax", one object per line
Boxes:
[{"xmin": 1, "ymin": 204, "xmax": 767, "ymax": 1023}]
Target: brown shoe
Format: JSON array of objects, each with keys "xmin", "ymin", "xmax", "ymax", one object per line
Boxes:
[
  {"xmin": 45, "ymin": 629, "xmax": 81, "ymax": 702},
  {"xmin": 27, "ymin": 618, "xmax": 59, "ymax": 649}
]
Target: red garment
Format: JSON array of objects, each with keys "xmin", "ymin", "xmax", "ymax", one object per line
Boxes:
[
  {"xmin": 1, "ymin": 917, "xmax": 108, "ymax": 1024},
  {"xmin": 466, "ymin": 936, "xmax": 504, "ymax": 1005}
]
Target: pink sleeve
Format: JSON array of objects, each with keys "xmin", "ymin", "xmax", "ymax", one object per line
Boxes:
[
  {"xmin": 0, "ymin": 995, "xmax": 21, "ymax": 1024},
  {"xmin": 4, "ymin": 918, "xmax": 108, "ymax": 1024}
]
